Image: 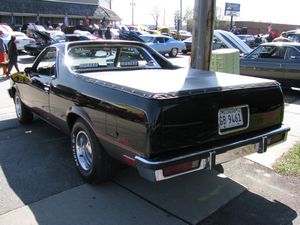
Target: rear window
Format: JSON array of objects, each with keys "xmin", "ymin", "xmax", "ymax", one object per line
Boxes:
[{"xmin": 67, "ymin": 44, "xmax": 161, "ymax": 72}]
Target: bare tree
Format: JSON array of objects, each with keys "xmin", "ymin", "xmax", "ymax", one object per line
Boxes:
[
  {"xmin": 182, "ymin": 7, "xmax": 193, "ymax": 23},
  {"xmin": 151, "ymin": 7, "xmax": 161, "ymax": 30},
  {"xmin": 174, "ymin": 10, "xmax": 179, "ymax": 29},
  {"xmin": 173, "ymin": 7, "xmax": 193, "ymax": 31},
  {"xmin": 215, "ymin": 6, "xmax": 230, "ymax": 30}
]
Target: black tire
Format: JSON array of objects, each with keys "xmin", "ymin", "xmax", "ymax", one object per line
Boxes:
[
  {"xmin": 71, "ymin": 118, "xmax": 118, "ymax": 184},
  {"xmin": 182, "ymin": 50, "xmax": 188, "ymax": 55},
  {"xmin": 14, "ymin": 92, "xmax": 33, "ymax": 124},
  {"xmin": 169, "ymin": 48, "xmax": 178, "ymax": 57}
]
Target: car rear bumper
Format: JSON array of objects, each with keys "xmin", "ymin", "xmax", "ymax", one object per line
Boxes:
[{"xmin": 135, "ymin": 125, "xmax": 290, "ymax": 182}]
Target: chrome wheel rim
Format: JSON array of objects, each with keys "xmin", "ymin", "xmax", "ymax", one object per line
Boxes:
[
  {"xmin": 172, "ymin": 48, "xmax": 178, "ymax": 56},
  {"xmin": 75, "ymin": 131, "xmax": 93, "ymax": 171},
  {"xmin": 15, "ymin": 96, "xmax": 22, "ymax": 118}
]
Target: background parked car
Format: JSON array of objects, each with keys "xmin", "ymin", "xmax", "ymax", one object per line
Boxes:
[
  {"xmin": 181, "ymin": 30, "xmax": 252, "ymax": 55},
  {"xmin": 140, "ymin": 34, "xmax": 186, "ymax": 57},
  {"xmin": 236, "ymin": 34, "xmax": 256, "ymax": 48},
  {"xmin": 110, "ymin": 28, "xmax": 120, "ymax": 39},
  {"xmin": 73, "ymin": 30, "xmax": 99, "ymax": 40},
  {"xmin": 169, "ymin": 30, "xmax": 192, "ymax": 40},
  {"xmin": 286, "ymin": 30, "xmax": 300, "ymax": 42},
  {"xmin": 11, "ymin": 31, "xmax": 35, "ymax": 51},
  {"xmin": 240, "ymin": 42, "xmax": 300, "ymax": 87},
  {"xmin": 24, "ymin": 30, "xmax": 54, "ymax": 56},
  {"xmin": 64, "ymin": 34, "xmax": 95, "ymax": 42},
  {"xmin": 0, "ymin": 23, "xmax": 13, "ymax": 48},
  {"xmin": 45, "ymin": 30, "xmax": 65, "ymax": 41},
  {"xmin": 0, "ymin": 23, "xmax": 13, "ymax": 33}
]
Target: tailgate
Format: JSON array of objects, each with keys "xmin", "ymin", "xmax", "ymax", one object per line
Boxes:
[{"xmin": 152, "ymin": 86, "xmax": 284, "ymax": 155}]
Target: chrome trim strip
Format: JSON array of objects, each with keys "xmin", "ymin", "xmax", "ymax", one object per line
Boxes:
[{"xmin": 135, "ymin": 125, "xmax": 290, "ymax": 169}]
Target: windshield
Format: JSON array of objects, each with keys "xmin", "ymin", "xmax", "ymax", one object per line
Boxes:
[{"xmin": 67, "ymin": 44, "xmax": 161, "ymax": 73}]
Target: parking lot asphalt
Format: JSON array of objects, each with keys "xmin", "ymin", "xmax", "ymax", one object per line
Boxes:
[{"xmin": 0, "ymin": 54, "xmax": 299, "ymax": 225}]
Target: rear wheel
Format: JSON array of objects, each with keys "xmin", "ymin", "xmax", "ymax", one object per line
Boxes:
[
  {"xmin": 71, "ymin": 118, "xmax": 118, "ymax": 184},
  {"xmin": 14, "ymin": 93, "xmax": 33, "ymax": 124},
  {"xmin": 169, "ymin": 48, "xmax": 178, "ymax": 57}
]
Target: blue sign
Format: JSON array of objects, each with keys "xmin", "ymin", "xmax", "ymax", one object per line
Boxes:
[{"xmin": 225, "ymin": 3, "xmax": 240, "ymax": 17}]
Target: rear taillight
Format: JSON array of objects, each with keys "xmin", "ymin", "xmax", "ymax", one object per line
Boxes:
[
  {"xmin": 267, "ymin": 133, "xmax": 286, "ymax": 146},
  {"xmin": 162, "ymin": 160, "xmax": 200, "ymax": 177}
]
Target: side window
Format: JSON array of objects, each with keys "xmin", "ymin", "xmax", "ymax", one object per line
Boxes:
[
  {"xmin": 285, "ymin": 47, "xmax": 300, "ymax": 60},
  {"xmin": 269, "ymin": 46, "xmax": 285, "ymax": 59},
  {"xmin": 247, "ymin": 46, "xmax": 262, "ymax": 59},
  {"xmin": 35, "ymin": 48, "xmax": 57, "ymax": 76},
  {"xmin": 155, "ymin": 37, "xmax": 165, "ymax": 43},
  {"xmin": 254, "ymin": 46, "xmax": 281, "ymax": 59}
]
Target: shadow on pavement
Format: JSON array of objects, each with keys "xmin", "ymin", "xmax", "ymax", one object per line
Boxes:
[
  {"xmin": 0, "ymin": 119, "xmax": 84, "ymax": 215},
  {"xmin": 0, "ymin": 118, "xmax": 297, "ymax": 225},
  {"xmin": 283, "ymin": 88, "xmax": 300, "ymax": 104},
  {"xmin": 201, "ymin": 190, "xmax": 298, "ymax": 225}
]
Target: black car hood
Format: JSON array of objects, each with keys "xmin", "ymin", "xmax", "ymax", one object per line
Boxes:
[{"xmin": 31, "ymin": 30, "xmax": 54, "ymax": 42}]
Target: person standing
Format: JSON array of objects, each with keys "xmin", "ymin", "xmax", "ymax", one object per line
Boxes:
[
  {"xmin": 104, "ymin": 27, "xmax": 112, "ymax": 40},
  {"xmin": 0, "ymin": 30, "xmax": 8, "ymax": 76},
  {"xmin": 6, "ymin": 35, "xmax": 20, "ymax": 76}
]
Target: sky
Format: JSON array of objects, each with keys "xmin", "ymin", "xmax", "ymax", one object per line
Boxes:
[{"xmin": 110, "ymin": 0, "xmax": 300, "ymax": 27}]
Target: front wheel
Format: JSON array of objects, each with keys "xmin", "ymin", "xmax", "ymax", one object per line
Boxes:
[
  {"xmin": 14, "ymin": 93, "xmax": 33, "ymax": 124},
  {"xmin": 169, "ymin": 48, "xmax": 178, "ymax": 57},
  {"xmin": 71, "ymin": 119, "xmax": 118, "ymax": 184}
]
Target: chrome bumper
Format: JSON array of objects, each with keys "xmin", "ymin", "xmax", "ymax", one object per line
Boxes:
[{"xmin": 135, "ymin": 125, "xmax": 290, "ymax": 182}]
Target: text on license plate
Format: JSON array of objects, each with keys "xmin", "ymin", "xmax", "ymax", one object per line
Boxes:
[{"xmin": 219, "ymin": 106, "xmax": 244, "ymax": 131}]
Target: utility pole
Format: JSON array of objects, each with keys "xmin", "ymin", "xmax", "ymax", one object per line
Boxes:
[
  {"xmin": 130, "ymin": 0, "xmax": 136, "ymax": 25},
  {"xmin": 163, "ymin": 8, "xmax": 166, "ymax": 26},
  {"xmin": 179, "ymin": 0, "xmax": 182, "ymax": 30},
  {"xmin": 190, "ymin": 0, "xmax": 216, "ymax": 71},
  {"xmin": 109, "ymin": 0, "xmax": 112, "ymax": 10},
  {"xmin": 176, "ymin": 0, "xmax": 182, "ymax": 40}
]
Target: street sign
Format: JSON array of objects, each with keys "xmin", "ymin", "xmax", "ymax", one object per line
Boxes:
[{"xmin": 224, "ymin": 3, "xmax": 240, "ymax": 17}]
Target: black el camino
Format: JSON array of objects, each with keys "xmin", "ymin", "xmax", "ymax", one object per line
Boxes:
[
  {"xmin": 240, "ymin": 42, "xmax": 300, "ymax": 88},
  {"xmin": 8, "ymin": 40, "xmax": 289, "ymax": 183}
]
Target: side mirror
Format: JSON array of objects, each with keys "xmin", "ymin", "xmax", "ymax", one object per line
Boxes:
[{"xmin": 24, "ymin": 67, "xmax": 32, "ymax": 74}]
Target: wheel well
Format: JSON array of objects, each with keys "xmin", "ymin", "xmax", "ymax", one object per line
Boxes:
[
  {"xmin": 67, "ymin": 113, "xmax": 80, "ymax": 131},
  {"xmin": 10, "ymin": 87, "xmax": 16, "ymax": 99}
]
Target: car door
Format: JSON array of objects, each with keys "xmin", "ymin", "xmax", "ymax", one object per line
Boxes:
[
  {"xmin": 240, "ymin": 45, "xmax": 285, "ymax": 80},
  {"xmin": 283, "ymin": 46, "xmax": 300, "ymax": 86},
  {"xmin": 153, "ymin": 37, "xmax": 167, "ymax": 54},
  {"xmin": 22, "ymin": 47, "xmax": 57, "ymax": 120},
  {"xmin": 164, "ymin": 37, "xmax": 175, "ymax": 52}
]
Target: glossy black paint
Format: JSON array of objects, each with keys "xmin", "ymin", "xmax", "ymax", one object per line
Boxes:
[{"xmin": 10, "ymin": 40, "xmax": 287, "ymax": 170}]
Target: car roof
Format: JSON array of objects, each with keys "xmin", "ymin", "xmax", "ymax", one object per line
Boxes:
[
  {"xmin": 286, "ymin": 29, "xmax": 300, "ymax": 35},
  {"xmin": 0, "ymin": 23, "xmax": 13, "ymax": 33},
  {"xmin": 140, "ymin": 34, "xmax": 171, "ymax": 38},
  {"xmin": 261, "ymin": 42, "xmax": 300, "ymax": 47}
]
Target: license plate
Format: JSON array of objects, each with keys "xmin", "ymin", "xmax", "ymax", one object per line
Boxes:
[{"xmin": 218, "ymin": 105, "xmax": 249, "ymax": 134}]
